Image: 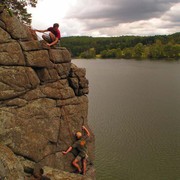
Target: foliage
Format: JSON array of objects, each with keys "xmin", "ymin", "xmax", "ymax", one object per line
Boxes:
[
  {"xmin": 149, "ymin": 40, "xmax": 164, "ymax": 59},
  {"xmin": 122, "ymin": 48, "xmax": 133, "ymax": 59},
  {"xmin": 80, "ymin": 48, "xmax": 96, "ymax": 59},
  {"xmin": 61, "ymin": 32, "xmax": 180, "ymax": 60},
  {"xmin": 100, "ymin": 49, "xmax": 117, "ymax": 58},
  {"xmin": 0, "ymin": 0, "xmax": 37, "ymax": 25},
  {"xmin": 133, "ymin": 43, "xmax": 144, "ymax": 59}
]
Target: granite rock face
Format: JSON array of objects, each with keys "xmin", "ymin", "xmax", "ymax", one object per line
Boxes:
[{"xmin": 0, "ymin": 8, "xmax": 95, "ymax": 179}]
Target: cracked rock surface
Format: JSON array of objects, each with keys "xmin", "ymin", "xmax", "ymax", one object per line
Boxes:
[{"xmin": 0, "ymin": 8, "xmax": 95, "ymax": 179}]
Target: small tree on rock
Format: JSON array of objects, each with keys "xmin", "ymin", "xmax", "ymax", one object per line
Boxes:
[{"xmin": 0, "ymin": 0, "xmax": 37, "ymax": 25}]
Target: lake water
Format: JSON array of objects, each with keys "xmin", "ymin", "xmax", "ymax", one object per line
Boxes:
[{"xmin": 73, "ymin": 59, "xmax": 180, "ymax": 180}]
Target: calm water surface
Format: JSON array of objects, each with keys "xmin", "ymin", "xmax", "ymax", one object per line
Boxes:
[{"xmin": 73, "ymin": 59, "xmax": 180, "ymax": 180}]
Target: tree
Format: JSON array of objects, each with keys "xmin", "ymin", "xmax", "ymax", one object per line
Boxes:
[
  {"xmin": 0, "ymin": 0, "xmax": 37, "ymax": 25},
  {"xmin": 122, "ymin": 48, "xmax": 133, "ymax": 59},
  {"xmin": 133, "ymin": 43, "xmax": 144, "ymax": 59},
  {"xmin": 163, "ymin": 43, "xmax": 174, "ymax": 58},
  {"xmin": 170, "ymin": 44, "xmax": 180, "ymax": 58},
  {"xmin": 80, "ymin": 48, "xmax": 96, "ymax": 59},
  {"xmin": 143, "ymin": 46, "xmax": 150, "ymax": 59},
  {"xmin": 61, "ymin": 33, "xmax": 180, "ymax": 60},
  {"xmin": 100, "ymin": 49, "xmax": 117, "ymax": 58},
  {"xmin": 149, "ymin": 40, "xmax": 164, "ymax": 59},
  {"xmin": 163, "ymin": 43, "xmax": 180, "ymax": 58},
  {"xmin": 115, "ymin": 48, "xmax": 122, "ymax": 58}
]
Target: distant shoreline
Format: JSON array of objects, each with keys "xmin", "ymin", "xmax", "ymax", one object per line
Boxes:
[{"xmin": 62, "ymin": 32, "xmax": 180, "ymax": 60}]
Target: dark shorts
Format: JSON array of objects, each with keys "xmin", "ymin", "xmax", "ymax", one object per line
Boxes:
[{"xmin": 75, "ymin": 154, "xmax": 88, "ymax": 161}]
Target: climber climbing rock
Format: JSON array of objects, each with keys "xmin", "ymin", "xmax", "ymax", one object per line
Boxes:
[{"xmin": 62, "ymin": 125, "xmax": 91, "ymax": 175}]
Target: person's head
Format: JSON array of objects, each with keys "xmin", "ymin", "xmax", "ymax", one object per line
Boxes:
[
  {"xmin": 76, "ymin": 131, "xmax": 82, "ymax": 139},
  {"xmin": 53, "ymin": 23, "xmax": 59, "ymax": 30}
]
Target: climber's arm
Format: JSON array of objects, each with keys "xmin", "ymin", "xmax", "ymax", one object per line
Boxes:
[
  {"xmin": 62, "ymin": 146, "xmax": 72, "ymax": 155},
  {"xmin": 82, "ymin": 126, "xmax": 90, "ymax": 137}
]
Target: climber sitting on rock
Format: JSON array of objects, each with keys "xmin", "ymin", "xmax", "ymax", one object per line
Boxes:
[
  {"xmin": 62, "ymin": 125, "xmax": 90, "ymax": 175},
  {"xmin": 33, "ymin": 23, "xmax": 61, "ymax": 47}
]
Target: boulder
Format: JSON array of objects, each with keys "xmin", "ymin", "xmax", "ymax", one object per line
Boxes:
[
  {"xmin": 69, "ymin": 64, "xmax": 89, "ymax": 96},
  {"xmin": 0, "ymin": 26, "xmax": 11, "ymax": 43},
  {"xmin": 24, "ymin": 50, "xmax": 54, "ymax": 68},
  {"xmin": 0, "ymin": 144, "xmax": 24, "ymax": 179},
  {"xmin": 0, "ymin": 10, "xmax": 29, "ymax": 40},
  {"xmin": 0, "ymin": 66, "xmax": 40, "ymax": 100},
  {"xmin": 19, "ymin": 40, "xmax": 42, "ymax": 51},
  {"xmin": 0, "ymin": 42, "xmax": 25, "ymax": 65},
  {"xmin": 49, "ymin": 49, "xmax": 71, "ymax": 63}
]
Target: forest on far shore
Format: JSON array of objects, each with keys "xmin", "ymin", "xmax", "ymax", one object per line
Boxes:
[{"xmin": 61, "ymin": 32, "xmax": 180, "ymax": 60}]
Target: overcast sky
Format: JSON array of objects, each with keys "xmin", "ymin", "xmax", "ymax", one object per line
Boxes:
[{"xmin": 28, "ymin": 0, "xmax": 180, "ymax": 37}]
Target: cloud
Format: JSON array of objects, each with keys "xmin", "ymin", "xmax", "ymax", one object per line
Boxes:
[
  {"xmin": 162, "ymin": 2, "xmax": 180, "ymax": 22},
  {"xmin": 66, "ymin": 0, "xmax": 178, "ymax": 24},
  {"xmin": 62, "ymin": 0, "xmax": 180, "ymax": 36},
  {"xmin": 28, "ymin": 0, "xmax": 180, "ymax": 37}
]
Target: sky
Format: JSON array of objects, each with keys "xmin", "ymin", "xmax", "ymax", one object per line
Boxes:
[{"xmin": 28, "ymin": 0, "xmax": 180, "ymax": 37}]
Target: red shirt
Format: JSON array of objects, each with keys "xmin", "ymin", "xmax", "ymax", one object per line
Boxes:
[{"xmin": 47, "ymin": 27, "xmax": 61, "ymax": 39}]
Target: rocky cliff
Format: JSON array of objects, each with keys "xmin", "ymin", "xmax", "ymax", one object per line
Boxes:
[{"xmin": 0, "ymin": 8, "xmax": 95, "ymax": 179}]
